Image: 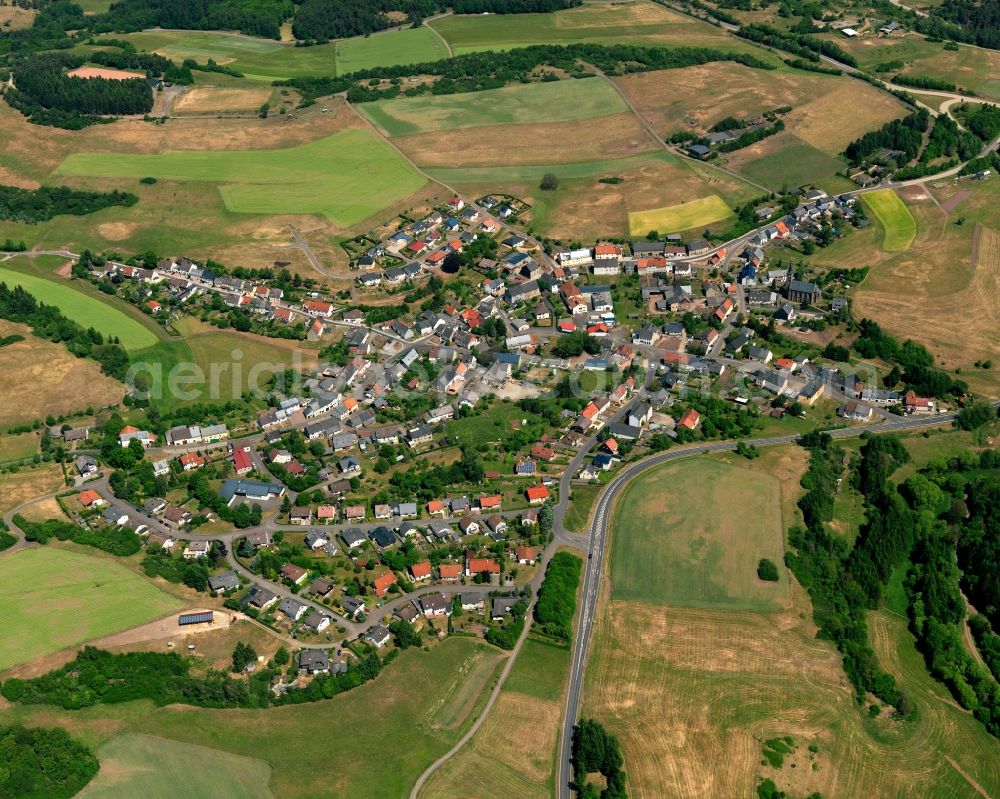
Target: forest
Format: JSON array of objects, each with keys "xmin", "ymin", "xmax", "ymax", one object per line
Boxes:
[
  {"xmin": 0, "ymin": 724, "xmax": 98, "ymax": 799},
  {"xmin": 923, "ymin": 0, "xmax": 1000, "ymax": 50},
  {"xmin": 8, "ymin": 52, "xmax": 153, "ymax": 128},
  {"xmin": 94, "ymin": 0, "xmax": 294, "ymax": 39},
  {"xmin": 0, "ymin": 184, "xmax": 137, "ymax": 224}
]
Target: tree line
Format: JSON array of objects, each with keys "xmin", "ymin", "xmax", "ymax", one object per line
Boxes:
[
  {"xmin": 534, "ymin": 550, "xmax": 582, "ymax": 642},
  {"xmin": 91, "ymin": 0, "xmax": 294, "ymax": 40},
  {"xmin": 853, "ymin": 318, "xmax": 966, "ymax": 399},
  {"xmin": 15, "ymin": 515, "xmax": 143, "ymax": 558},
  {"xmin": 735, "ymin": 23, "xmax": 858, "ymax": 67},
  {"xmin": 843, "ymin": 109, "xmax": 929, "ymax": 165},
  {"xmin": 0, "ymin": 184, "xmax": 136, "ymax": 224},
  {"xmin": 279, "ymin": 42, "xmax": 775, "ymax": 103},
  {"xmin": 785, "ymin": 431, "xmax": 909, "ymax": 712},
  {"xmin": 0, "ymin": 643, "xmax": 387, "ymax": 710},
  {"xmin": 0, "ymin": 282, "xmax": 131, "ymax": 382}
]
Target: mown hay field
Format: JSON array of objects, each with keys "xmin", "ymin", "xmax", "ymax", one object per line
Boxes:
[
  {"xmin": 0, "ymin": 321, "xmax": 124, "ymax": 426},
  {"xmin": 418, "ymin": 638, "xmax": 571, "ymax": 799},
  {"xmin": 584, "ymin": 598, "xmax": 1000, "ymax": 799},
  {"xmin": 56, "ymin": 128, "xmax": 427, "ymax": 229},
  {"xmin": 608, "ymin": 457, "xmax": 790, "ymax": 612},
  {"xmin": 171, "ymin": 86, "xmax": 275, "ymax": 115},
  {"xmin": 0, "ymin": 547, "xmax": 182, "ymax": 672},
  {"xmin": 359, "ymin": 77, "xmax": 628, "ymax": 137},
  {"xmin": 335, "ymin": 27, "xmax": 449, "ymax": 73},
  {"xmin": 78, "ymin": 734, "xmax": 274, "ymax": 799}
]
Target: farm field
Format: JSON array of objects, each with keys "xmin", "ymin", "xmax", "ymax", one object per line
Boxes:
[
  {"xmin": 56, "ymin": 128, "xmax": 427, "ymax": 229},
  {"xmin": 359, "ymin": 78, "xmax": 628, "ymax": 137},
  {"xmin": 78, "ymin": 734, "xmax": 274, "ymax": 799},
  {"xmin": 432, "ymin": 151, "xmax": 759, "ymax": 240},
  {"xmin": 608, "ymin": 457, "xmax": 789, "ymax": 612},
  {"xmin": 0, "ymin": 463, "xmax": 64, "ymax": 517},
  {"xmin": 584, "ymin": 596, "xmax": 1000, "ymax": 799},
  {"xmin": 335, "ymin": 27, "xmax": 449, "ymax": 73},
  {"xmin": 824, "ymin": 33, "xmax": 1000, "ymax": 100},
  {"xmin": 628, "ymin": 195, "xmax": 734, "ymax": 237},
  {"xmin": 134, "ymin": 639, "xmax": 505, "ymax": 798},
  {"xmin": 0, "ymin": 547, "xmax": 182, "ymax": 672},
  {"xmin": 121, "ymin": 30, "xmax": 335, "ymax": 81},
  {"xmin": 0, "ymin": 260, "xmax": 160, "ymax": 350},
  {"xmin": 0, "ymin": 431, "xmax": 39, "ymax": 463},
  {"xmin": 0, "ymin": 321, "xmax": 124, "ymax": 427},
  {"xmin": 395, "ymin": 112, "xmax": 657, "ymax": 169},
  {"xmin": 428, "ymin": 1, "xmax": 761, "ymax": 56},
  {"xmin": 817, "ymin": 179, "xmax": 1000, "ymax": 393},
  {"xmin": 728, "ymin": 134, "xmax": 854, "ymax": 194},
  {"xmin": 173, "ymin": 317, "xmax": 316, "ymax": 402},
  {"xmin": 418, "ymin": 637, "xmax": 571, "ymax": 799},
  {"xmin": 171, "ymin": 86, "xmax": 275, "ymax": 115},
  {"xmin": 861, "ymin": 189, "xmax": 918, "ymax": 252}
]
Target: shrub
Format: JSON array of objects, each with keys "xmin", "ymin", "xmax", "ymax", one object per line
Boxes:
[{"xmin": 757, "ymin": 558, "xmax": 780, "ymax": 581}]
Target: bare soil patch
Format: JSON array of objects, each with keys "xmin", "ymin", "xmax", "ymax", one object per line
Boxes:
[
  {"xmin": 898, "ymin": 184, "xmax": 931, "ymax": 201},
  {"xmin": 940, "ymin": 189, "xmax": 972, "ymax": 213},
  {"xmin": 68, "ymin": 66, "xmax": 146, "ymax": 80},
  {"xmin": 96, "ymin": 221, "xmax": 141, "ymax": 241}
]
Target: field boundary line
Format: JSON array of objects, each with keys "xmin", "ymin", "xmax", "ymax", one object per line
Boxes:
[
  {"xmin": 408, "ymin": 603, "xmax": 537, "ymax": 799},
  {"xmin": 423, "ymin": 14, "xmax": 454, "ymax": 58},
  {"xmin": 946, "ymin": 756, "xmax": 995, "ymax": 799}
]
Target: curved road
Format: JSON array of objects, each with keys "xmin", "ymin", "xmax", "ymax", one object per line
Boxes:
[{"xmin": 553, "ymin": 407, "xmax": 995, "ymax": 799}]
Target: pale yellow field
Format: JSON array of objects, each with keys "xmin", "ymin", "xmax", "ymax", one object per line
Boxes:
[
  {"xmin": 628, "ymin": 195, "xmax": 734, "ymax": 236},
  {"xmin": 172, "ymin": 86, "xmax": 275, "ymax": 115}
]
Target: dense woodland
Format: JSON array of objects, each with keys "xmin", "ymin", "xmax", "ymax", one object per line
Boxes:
[
  {"xmin": 921, "ymin": 0, "xmax": 1000, "ymax": 50},
  {"xmin": 844, "ymin": 109, "xmax": 929, "ymax": 165},
  {"xmin": 0, "ymin": 185, "xmax": 137, "ymax": 224},
  {"xmin": 0, "ymin": 724, "xmax": 98, "ymax": 799},
  {"xmin": 94, "ymin": 0, "xmax": 294, "ymax": 39}
]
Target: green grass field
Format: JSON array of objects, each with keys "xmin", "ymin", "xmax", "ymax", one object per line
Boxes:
[
  {"xmin": 134, "ymin": 638, "xmax": 504, "ymax": 798},
  {"xmin": 429, "ymin": 2, "xmax": 750, "ymax": 56},
  {"xmin": 0, "ymin": 431, "xmax": 39, "ymax": 463},
  {"xmin": 732, "ymin": 135, "xmax": 853, "ymax": 194},
  {"xmin": 628, "ymin": 195, "xmax": 734, "ymax": 236},
  {"xmin": 78, "ymin": 734, "xmax": 274, "ymax": 799},
  {"xmin": 861, "ymin": 189, "xmax": 917, "ymax": 252},
  {"xmin": 335, "ymin": 28, "xmax": 449, "ymax": 73},
  {"xmin": 0, "ymin": 264, "xmax": 159, "ymax": 351},
  {"xmin": 359, "ymin": 78, "xmax": 626, "ymax": 137},
  {"xmin": 122, "ymin": 27, "xmax": 448, "ymax": 81},
  {"xmin": 425, "ymin": 151, "xmax": 675, "ymax": 185},
  {"xmin": 563, "ymin": 484, "xmax": 600, "ymax": 534},
  {"xmin": 56, "ymin": 129, "xmax": 427, "ymax": 228},
  {"xmin": 609, "ymin": 458, "xmax": 787, "ymax": 612},
  {"xmin": 0, "ymin": 547, "xmax": 182, "ymax": 671}
]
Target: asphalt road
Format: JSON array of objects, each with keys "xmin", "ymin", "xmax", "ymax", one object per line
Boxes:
[{"xmin": 553, "ymin": 407, "xmax": 994, "ymax": 799}]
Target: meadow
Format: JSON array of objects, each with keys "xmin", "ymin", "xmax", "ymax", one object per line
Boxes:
[
  {"xmin": 825, "ymin": 33, "xmax": 1000, "ymax": 100},
  {"xmin": 563, "ymin": 483, "xmax": 601, "ymax": 533},
  {"xmin": 860, "ymin": 189, "xmax": 918, "ymax": 252},
  {"xmin": 133, "ymin": 638, "xmax": 505, "ymax": 797},
  {"xmin": 418, "ymin": 637, "xmax": 571, "ymax": 799},
  {"xmin": 428, "ymin": 1, "xmax": 758, "ymax": 56},
  {"xmin": 608, "ymin": 458, "xmax": 789, "ymax": 612},
  {"xmin": 628, "ymin": 195, "xmax": 734, "ymax": 236},
  {"xmin": 0, "ymin": 260, "xmax": 160, "ymax": 350},
  {"xmin": 56, "ymin": 128, "xmax": 427, "ymax": 229},
  {"xmin": 359, "ymin": 78, "xmax": 628, "ymax": 137},
  {"xmin": 0, "ymin": 463, "xmax": 65, "ymax": 517},
  {"xmin": 78, "ymin": 734, "xmax": 274, "ymax": 799},
  {"xmin": 121, "ymin": 27, "xmax": 448, "ymax": 81},
  {"xmin": 0, "ymin": 547, "xmax": 182, "ymax": 672},
  {"xmin": 816, "ymin": 179, "xmax": 1000, "ymax": 392},
  {"xmin": 0, "ymin": 431, "xmax": 39, "ymax": 463}
]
